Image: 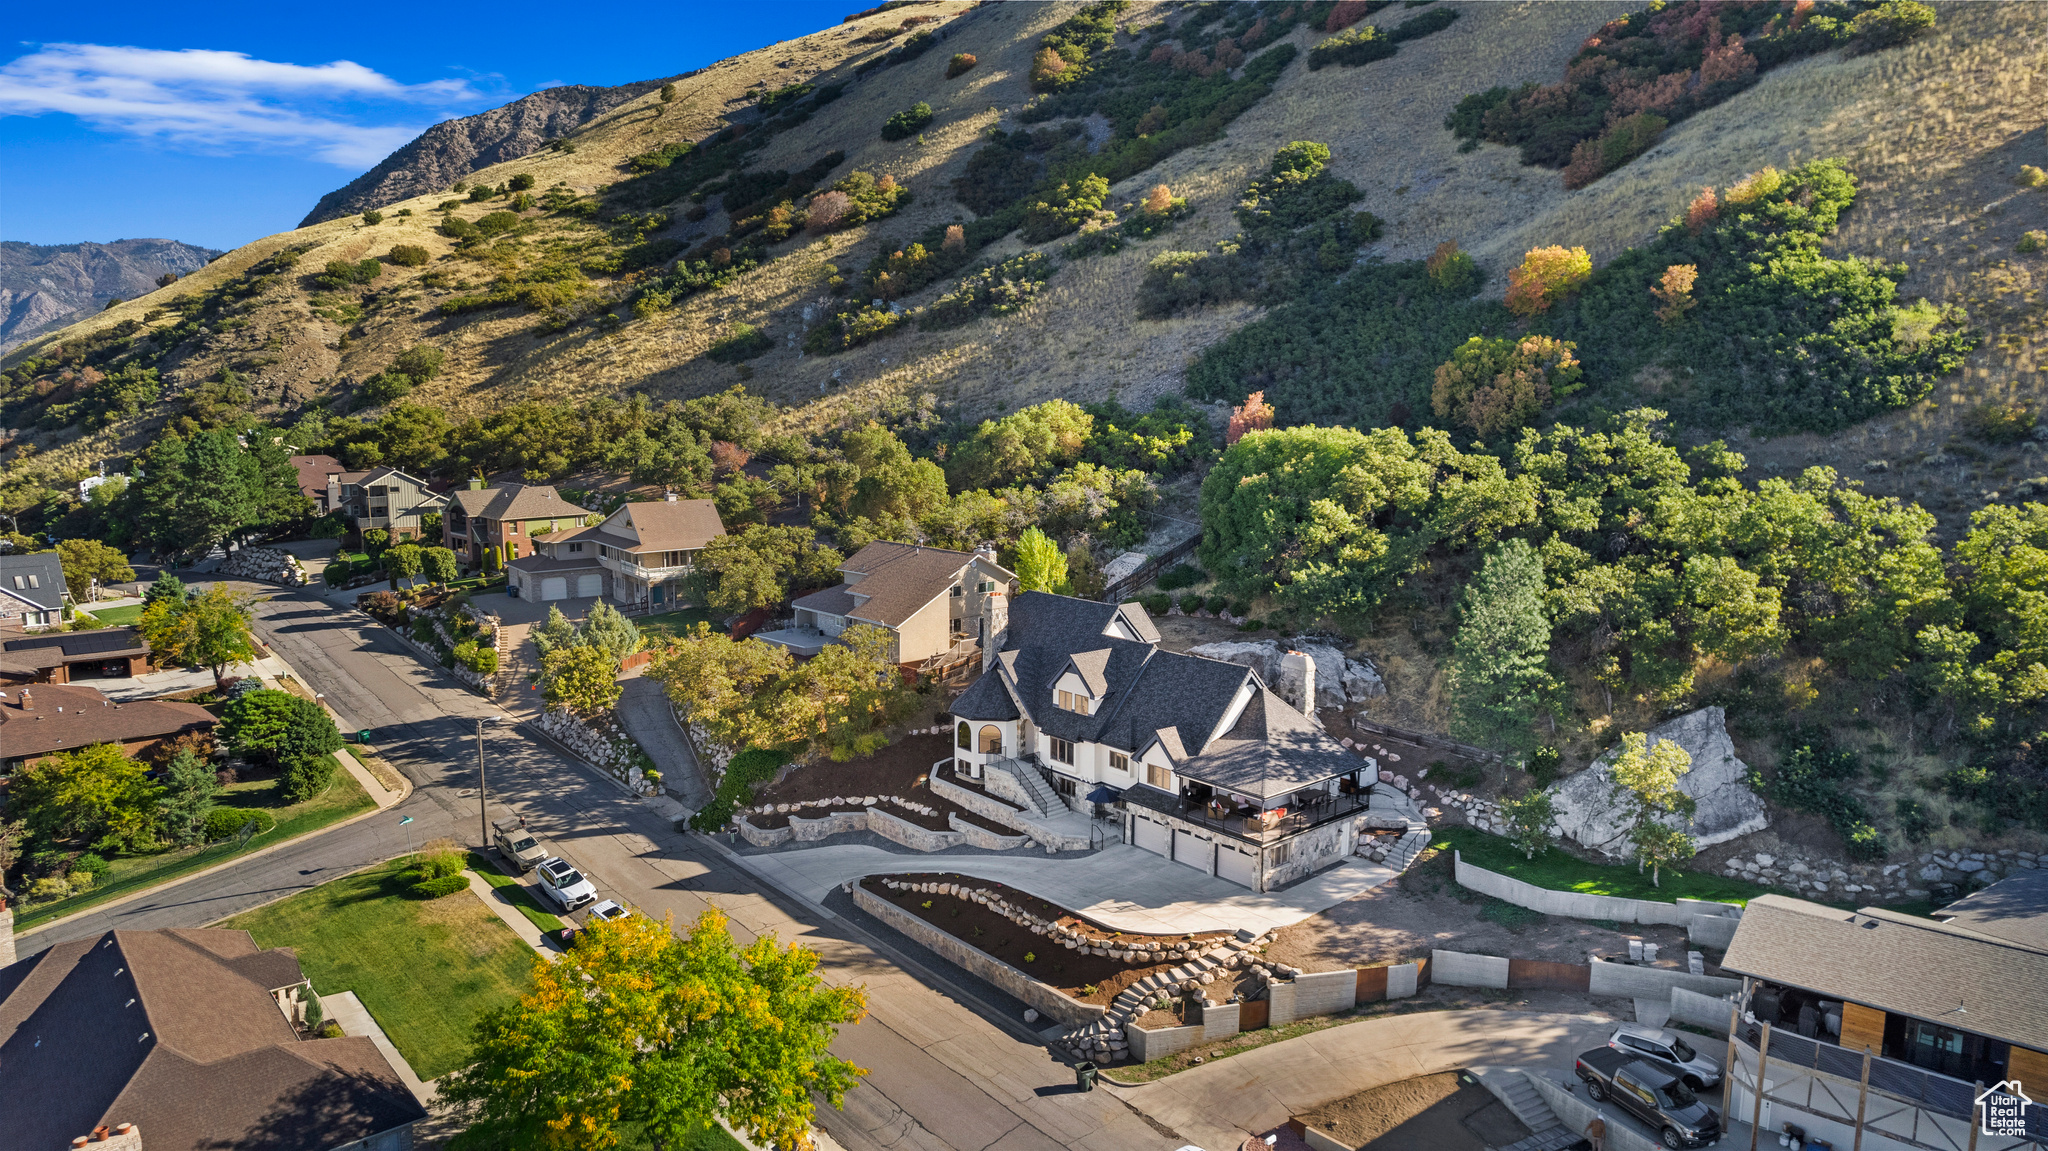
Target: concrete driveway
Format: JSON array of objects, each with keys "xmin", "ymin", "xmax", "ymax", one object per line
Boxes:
[
  {"xmin": 735, "ymin": 842, "xmax": 1398, "ymax": 935},
  {"xmin": 615, "ymin": 671, "xmax": 710, "ymax": 810}
]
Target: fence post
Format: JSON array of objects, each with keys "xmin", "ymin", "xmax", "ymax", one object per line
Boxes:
[
  {"xmin": 1749, "ymin": 1022, "xmax": 1772, "ymax": 1151},
  {"xmin": 1968, "ymin": 1081, "xmax": 1982, "ymax": 1151},
  {"xmin": 1723, "ymin": 1001, "xmax": 1741, "ymax": 1121},
  {"xmin": 1852, "ymin": 1046, "xmax": 1872, "ymax": 1151}
]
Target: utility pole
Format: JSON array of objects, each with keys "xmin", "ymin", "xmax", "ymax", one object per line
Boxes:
[{"xmin": 477, "ymin": 717, "xmax": 488, "ymax": 849}]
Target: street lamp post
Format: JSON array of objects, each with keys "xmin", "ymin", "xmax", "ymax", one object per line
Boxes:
[{"xmin": 477, "ymin": 716, "xmax": 489, "ymax": 849}]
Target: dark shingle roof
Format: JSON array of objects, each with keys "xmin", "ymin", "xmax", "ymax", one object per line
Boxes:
[
  {"xmin": 1719, "ymin": 894, "xmax": 2048, "ymax": 1053},
  {"xmin": 506, "ymin": 553, "xmax": 602, "ymax": 574},
  {"xmin": 0, "ymin": 928, "xmax": 424, "ymax": 1151},
  {"xmin": 0, "ymin": 553, "xmax": 66, "ymax": 611},
  {"xmin": 1935, "ymin": 869, "xmax": 2048, "ymax": 952},
  {"xmin": 792, "ymin": 586, "xmax": 859, "ymax": 617},
  {"xmin": 950, "ymin": 669, "xmax": 1019, "ymax": 721},
  {"xmin": 1175, "ymin": 686, "xmax": 1361, "ymax": 800}
]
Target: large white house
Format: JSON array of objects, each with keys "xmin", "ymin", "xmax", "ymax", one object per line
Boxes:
[{"xmin": 949, "ymin": 591, "xmax": 1373, "ymax": 891}]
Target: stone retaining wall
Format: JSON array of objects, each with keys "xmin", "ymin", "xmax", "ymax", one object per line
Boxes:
[
  {"xmin": 852, "ymin": 884, "xmax": 1104, "ymax": 1029},
  {"xmin": 950, "ymin": 811, "xmax": 1032, "ymax": 850},
  {"xmin": 535, "ymin": 708, "xmax": 656, "ymax": 795},
  {"xmin": 219, "ymin": 546, "xmax": 310, "ymax": 586},
  {"xmin": 866, "ymin": 806, "xmax": 965, "ymax": 851},
  {"xmin": 791, "ymin": 810, "xmax": 869, "ymax": 842},
  {"xmin": 737, "ymin": 815, "xmax": 792, "ymax": 847}
]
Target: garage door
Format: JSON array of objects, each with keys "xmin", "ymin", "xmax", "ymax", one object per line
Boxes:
[
  {"xmin": 1132, "ymin": 816, "xmax": 1170, "ymax": 857},
  {"xmin": 1217, "ymin": 844, "xmax": 1258, "ymax": 889},
  {"xmin": 576, "ymin": 573, "xmax": 603, "ymax": 598},
  {"xmin": 540, "ymin": 577, "xmax": 568, "ymax": 601},
  {"xmin": 1173, "ymin": 829, "xmax": 1208, "ymax": 871}
]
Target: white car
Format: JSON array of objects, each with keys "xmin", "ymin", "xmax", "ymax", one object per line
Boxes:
[
  {"xmin": 587, "ymin": 899, "xmax": 629, "ymax": 923},
  {"xmin": 535, "ymin": 857, "xmax": 597, "ymax": 912},
  {"xmin": 1609, "ymin": 1024, "xmax": 1722, "ymax": 1089}
]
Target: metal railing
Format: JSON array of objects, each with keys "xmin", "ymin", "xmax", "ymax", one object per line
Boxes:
[
  {"xmin": 1738, "ymin": 1026, "xmax": 2048, "ymax": 1141},
  {"xmin": 1122, "ymin": 787, "xmax": 1369, "ymax": 844}
]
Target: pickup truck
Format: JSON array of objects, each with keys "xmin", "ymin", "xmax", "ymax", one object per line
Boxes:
[
  {"xmin": 493, "ymin": 816, "xmax": 546, "ymax": 873},
  {"xmin": 1575, "ymin": 1047, "xmax": 1723, "ymax": 1149}
]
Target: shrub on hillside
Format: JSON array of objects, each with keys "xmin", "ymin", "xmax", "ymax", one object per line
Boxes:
[
  {"xmin": 881, "ymin": 102, "xmax": 934, "ymax": 141},
  {"xmin": 361, "ymin": 211, "xmax": 384, "ymax": 226},
  {"xmin": 1505, "ymin": 246, "xmax": 1592, "ymax": 316},
  {"xmin": 1431, "ymin": 335, "xmax": 1584, "ymax": 437},
  {"xmin": 947, "ymin": 53, "xmax": 977, "ymax": 78},
  {"xmin": 1309, "ymin": 24, "xmax": 1395, "ymax": 70},
  {"xmin": 690, "ymin": 746, "xmax": 794, "ymax": 831},
  {"xmin": 1846, "ymin": 0, "xmax": 1936, "ymax": 52},
  {"xmin": 316, "ymin": 259, "xmax": 382, "ymax": 289},
  {"xmin": 919, "ymin": 253, "xmax": 1054, "ymax": 330},
  {"xmin": 1156, "ymin": 563, "xmax": 1204, "ymax": 591},
  {"xmin": 2018, "ymin": 230, "xmax": 2047, "ymax": 254},
  {"xmin": 1425, "ymin": 240, "xmax": 1478, "ymax": 291},
  {"xmin": 707, "ymin": 323, "xmax": 773, "ymax": 363},
  {"xmin": 386, "ymin": 244, "xmax": 430, "ymax": 267},
  {"xmin": 509, "ymin": 173, "xmax": 535, "ymax": 191},
  {"xmin": 2018, "ymin": 165, "xmax": 2047, "ymax": 188},
  {"xmin": 1966, "ymin": 401, "xmax": 2036, "ymax": 446}
]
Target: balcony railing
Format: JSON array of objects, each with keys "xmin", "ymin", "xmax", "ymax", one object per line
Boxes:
[
  {"xmin": 607, "ymin": 556, "xmax": 693, "ymax": 582},
  {"xmin": 1120, "ymin": 785, "xmax": 1369, "ymax": 844},
  {"xmin": 1736, "ymin": 1026, "xmax": 2048, "ymax": 1141}
]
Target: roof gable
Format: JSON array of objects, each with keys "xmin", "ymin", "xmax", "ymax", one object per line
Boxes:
[
  {"xmin": 0, "ymin": 554, "xmax": 65, "ymax": 611},
  {"xmin": 598, "ymin": 499, "xmax": 726, "ymax": 552}
]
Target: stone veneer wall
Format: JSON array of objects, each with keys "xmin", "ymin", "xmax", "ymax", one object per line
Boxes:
[
  {"xmin": 218, "ymin": 546, "xmax": 310, "ymax": 587},
  {"xmin": 927, "ymin": 770, "xmax": 1084, "ymax": 851},
  {"xmin": 949, "ymin": 811, "xmax": 1032, "ymax": 850},
  {"xmin": 737, "ymin": 816, "xmax": 793, "ymax": 847},
  {"xmin": 1263, "ymin": 819, "xmax": 1356, "ymax": 889},
  {"xmin": 866, "ymin": 807, "xmax": 966, "ymax": 851},
  {"xmin": 852, "ymin": 884, "xmax": 1104, "ymax": 1029}
]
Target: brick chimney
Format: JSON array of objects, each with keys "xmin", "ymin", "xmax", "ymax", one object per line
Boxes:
[
  {"xmin": 981, "ymin": 590, "xmax": 1009, "ymax": 673},
  {"xmin": 1278, "ymin": 650, "xmax": 1316, "ymax": 718},
  {"xmin": 18, "ymin": 688, "xmax": 31, "ymax": 711}
]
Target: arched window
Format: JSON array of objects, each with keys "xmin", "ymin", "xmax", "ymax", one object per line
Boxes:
[
  {"xmin": 956, "ymin": 721, "xmax": 971, "ymax": 750},
  {"xmin": 978, "ymin": 725, "xmax": 1003, "ymax": 755}
]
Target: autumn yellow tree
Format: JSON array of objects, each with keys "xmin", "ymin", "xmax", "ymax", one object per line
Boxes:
[{"xmin": 1504, "ymin": 245, "xmax": 1593, "ymax": 317}]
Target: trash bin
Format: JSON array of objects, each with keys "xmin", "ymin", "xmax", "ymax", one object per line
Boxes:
[
  {"xmin": 1075, "ymin": 1062, "xmax": 1098, "ymax": 1092},
  {"xmin": 356, "ymin": 730, "xmax": 372, "ymax": 744}
]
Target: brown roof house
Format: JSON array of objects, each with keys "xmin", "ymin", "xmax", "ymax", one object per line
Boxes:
[
  {"xmin": 0, "ymin": 927, "xmax": 427, "ymax": 1151},
  {"xmin": 446, "ymin": 481, "xmax": 592, "ymax": 570},
  {"xmin": 0, "ymin": 683, "xmax": 214, "ymax": 770},
  {"xmin": 289, "ymin": 454, "xmax": 344, "ymax": 513},
  {"xmin": 324, "ymin": 466, "xmax": 446, "ymax": 541},
  {"xmin": 0, "ymin": 626, "xmax": 152, "ymax": 685},
  {"xmin": 776, "ymin": 542, "xmax": 1014, "ymax": 666},
  {"xmin": 510, "ymin": 496, "xmax": 726, "ymax": 610}
]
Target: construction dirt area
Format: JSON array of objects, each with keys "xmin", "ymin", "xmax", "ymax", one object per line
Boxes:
[{"xmin": 1299, "ymin": 1070, "xmax": 1530, "ymax": 1151}]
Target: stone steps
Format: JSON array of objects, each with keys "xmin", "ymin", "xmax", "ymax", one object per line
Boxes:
[{"xmin": 1473, "ymin": 1068, "xmax": 1570, "ymax": 1151}]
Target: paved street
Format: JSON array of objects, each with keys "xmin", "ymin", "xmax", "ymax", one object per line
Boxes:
[{"xmin": 16, "ymin": 583, "xmax": 1187, "ymax": 1151}]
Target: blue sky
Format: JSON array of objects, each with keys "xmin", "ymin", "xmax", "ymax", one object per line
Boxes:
[{"xmin": 1, "ymin": 1, "xmax": 848, "ymax": 251}]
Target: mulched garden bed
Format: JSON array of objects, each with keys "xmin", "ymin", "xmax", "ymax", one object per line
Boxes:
[
  {"xmin": 862, "ymin": 872, "xmax": 1232, "ymax": 1006},
  {"xmin": 932, "ymin": 761, "xmax": 1025, "ymax": 811},
  {"xmin": 747, "ymin": 734, "xmax": 1017, "ymax": 835}
]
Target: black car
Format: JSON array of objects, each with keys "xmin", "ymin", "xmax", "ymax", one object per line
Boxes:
[{"xmin": 1576, "ymin": 1047, "xmax": 1722, "ymax": 1148}]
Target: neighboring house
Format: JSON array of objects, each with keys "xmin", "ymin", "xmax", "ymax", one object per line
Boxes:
[
  {"xmin": 446, "ymin": 481, "xmax": 593, "ymax": 569},
  {"xmin": 289, "ymin": 453, "xmax": 344, "ymax": 512},
  {"xmin": 949, "ymin": 591, "xmax": 1372, "ymax": 892},
  {"xmin": 777, "ymin": 542, "xmax": 1014, "ymax": 665},
  {"xmin": 324, "ymin": 466, "xmax": 447, "ymax": 541},
  {"xmin": 0, "ymin": 683, "xmax": 214, "ymax": 770},
  {"xmin": 0, "ymin": 552, "xmax": 68, "ymax": 631},
  {"xmin": 1716, "ymin": 883, "xmax": 2048, "ymax": 1146},
  {"xmin": 509, "ymin": 496, "xmax": 726, "ymax": 609},
  {"xmin": 0, "ymin": 626, "xmax": 151, "ymax": 684},
  {"xmin": 0, "ymin": 927, "xmax": 427, "ymax": 1151}
]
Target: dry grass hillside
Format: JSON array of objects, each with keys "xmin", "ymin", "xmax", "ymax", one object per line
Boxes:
[{"xmin": 7, "ymin": 0, "xmax": 2046, "ymax": 518}]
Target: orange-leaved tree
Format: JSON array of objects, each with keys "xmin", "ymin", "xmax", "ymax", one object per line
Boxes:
[
  {"xmin": 1504, "ymin": 245, "xmax": 1593, "ymax": 317},
  {"xmin": 440, "ymin": 908, "xmax": 867, "ymax": 1151},
  {"xmin": 1226, "ymin": 391, "xmax": 1275, "ymax": 445},
  {"xmin": 1650, "ymin": 264, "xmax": 1699, "ymax": 325},
  {"xmin": 1431, "ymin": 335, "xmax": 1583, "ymax": 437}
]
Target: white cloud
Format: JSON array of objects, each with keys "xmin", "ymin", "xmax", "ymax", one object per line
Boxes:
[{"xmin": 0, "ymin": 43, "xmax": 488, "ymax": 167}]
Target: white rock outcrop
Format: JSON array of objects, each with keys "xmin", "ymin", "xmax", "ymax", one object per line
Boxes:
[
  {"xmin": 1186, "ymin": 639, "xmax": 1384, "ymax": 709},
  {"xmin": 1551, "ymin": 706, "xmax": 1767, "ymax": 858}
]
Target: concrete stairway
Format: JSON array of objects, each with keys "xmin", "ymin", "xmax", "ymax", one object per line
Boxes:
[
  {"xmin": 1355, "ymin": 784, "xmax": 1434, "ymax": 872},
  {"xmin": 1054, "ymin": 939, "xmax": 1256, "ymax": 1063},
  {"xmin": 1474, "ymin": 1068, "xmax": 1576, "ymax": 1151},
  {"xmin": 990, "ymin": 758, "xmax": 1065, "ymax": 816},
  {"xmin": 494, "ymin": 621, "xmax": 536, "ymax": 700}
]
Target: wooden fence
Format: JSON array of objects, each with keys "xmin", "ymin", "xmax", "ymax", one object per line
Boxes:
[{"xmin": 1100, "ymin": 532, "xmax": 1203, "ymax": 604}]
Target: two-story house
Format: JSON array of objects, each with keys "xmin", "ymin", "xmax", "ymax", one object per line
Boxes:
[
  {"xmin": 445, "ymin": 481, "xmax": 593, "ymax": 569},
  {"xmin": 0, "ymin": 553, "xmax": 68, "ymax": 631},
  {"xmin": 507, "ymin": 496, "xmax": 726, "ymax": 608},
  {"xmin": 948, "ymin": 591, "xmax": 1373, "ymax": 892},
  {"xmin": 772, "ymin": 542, "xmax": 1015, "ymax": 666},
  {"xmin": 289, "ymin": 454, "xmax": 343, "ymax": 513},
  {"xmin": 323, "ymin": 466, "xmax": 447, "ymax": 541}
]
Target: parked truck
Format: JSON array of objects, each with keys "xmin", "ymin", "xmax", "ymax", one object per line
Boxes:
[
  {"xmin": 1574, "ymin": 1047, "xmax": 1723, "ymax": 1149},
  {"xmin": 492, "ymin": 816, "xmax": 546, "ymax": 872}
]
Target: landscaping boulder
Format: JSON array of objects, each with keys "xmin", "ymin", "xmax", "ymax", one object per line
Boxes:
[
  {"xmin": 1185, "ymin": 639, "xmax": 1383, "ymax": 709},
  {"xmin": 1550, "ymin": 706, "xmax": 1768, "ymax": 859}
]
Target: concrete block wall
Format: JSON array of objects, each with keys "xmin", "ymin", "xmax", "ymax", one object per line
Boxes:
[
  {"xmin": 1267, "ymin": 980, "xmax": 1299, "ymax": 1026},
  {"xmin": 1386, "ymin": 961, "xmax": 1420, "ymax": 999},
  {"xmin": 1293, "ymin": 969, "xmax": 1361, "ymax": 1017},
  {"xmin": 1126, "ymin": 1019, "xmax": 1202, "ymax": 1062},
  {"xmin": 1527, "ymin": 1072, "xmax": 1665, "ymax": 1151},
  {"xmin": 852, "ymin": 884, "xmax": 1104, "ymax": 1029},
  {"xmin": 1586, "ymin": 958, "xmax": 1742, "ymax": 999},
  {"xmin": 1687, "ymin": 914, "xmax": 1741, "ymax": 949},
  {"xmin": 1431, "ymin": 950, "xmax": 1512, "ymax": 989},
  {"xmin": 1202, "ymin": 1000, "xmax": 1241, "ymax": 1043},
  {"xmin": 1669, "ymin": 987, "xmax": 1739, "ymax": 1035},
  {"xmin": 1456, "ymin": 852, "xmax": 1743, "ymax": 932}
]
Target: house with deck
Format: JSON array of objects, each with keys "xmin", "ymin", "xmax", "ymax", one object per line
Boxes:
[
  {"xmin": 445, "ymin": 481, "xmax": 592, "ymax": 569},
  {"xmin": 948, "ymin": 591, "xmax": 1373, "ymax": 892},
  {"xmin": 323, "ymin": 465, "xmax": 446, "ymax": 541},
  {"xmin": 507, "ymin": 496, "xmax": 726, "ymax": 609},
  {"xmin": 765, "ymin": 542, "xmax": 1014, "ymax": 667}
]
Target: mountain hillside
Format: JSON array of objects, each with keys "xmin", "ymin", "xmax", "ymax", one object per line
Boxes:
[
  {"xmin": 4, "ymin": 0, "xmax": 2044, "ymax": 532},
  {"xmin": 0, "ymin": 239, "xmax": 221, "ymax": 352},
  {"xmin": 299, "ymin": 78, "xmax": 690, "ymax": 226}
]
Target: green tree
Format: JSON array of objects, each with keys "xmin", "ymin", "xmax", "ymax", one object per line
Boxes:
[
  {"xmin": 646, "ymin": 623, "xmax": 795, "ymax": 750},
  {"xmin": 140, "ymin": 583, "xmax": 258, "ymax": 686},
  {"xmin": 53, "ymin": 539, "xmax": 134, "ymax": 603},
  {"xmin": 946, "ymin": 399, "xmax": 1094, "ymax": 490},
  {"xmin": 439, "ymin": 908, "xmax": 866, "ymax": 1150},
  {"xmin": 182, "ymin": 430, "xmax": 259, "ymax": 554},
  {"xmin": 533, "ymin": 606, "xmax": 578, "ymax": 658},
  {"xmin": 9, "ymin": 743, "xmax": 162, "ymax": 850},
  {"xmin": 281, "ymin": 754, "xmax": 338, "ymax": 803},
  {"xmin": 1011, "ymin": 527, "xmax": 1068, "ymax": 594},
  {"xmin": 579, "ymin": 600, "xmax": 644, "ymax": 665},
  {"xmin": 220, "ymin": 688, "xmax": 343, "ymax": 770},
  {"xmin": 1497, "ymin": 788, "xmax": 1558, "ymax": 861},
  {"xmin": 130, "ymin": 434, "xmax": 192, "ymax": 555},
  {"xmin": 797, "ymin": 624, "xmax": 918, "ymax": 761},
  {"xmin": 423, "ymin": 546, "xmax": 459, "ymax": 585},
  {"xmin": 156, "ymin": 749, "xmax": 221, "ymax": 846},
  {"xmin": 840, "ymin": 423, "xmax": 947, "ymax": 522},
  {"xmin": 542, "ymin": 644, "xmax": 623, "ymax": 716},
  {"xmin": 142, "ymin": 571, "xmax": 187, "ymax": 607},
  {"xmin": 695, "ymin": 525, "xmax": 845, "ymax": 615},
  {"xmin": 1446, "ymin": 540, "xmax": 1559, "ymax": 753},
  {"xmin": 1606, "ymin": 731, "xmax": 1697, "ymax": 886},
  {"xmin": 363, "ymin": 528, "xmax": 390, "ymax": 555},
  {"xmin": 384, "ymin": 543, "xmax": 425, "ymax": 588}
]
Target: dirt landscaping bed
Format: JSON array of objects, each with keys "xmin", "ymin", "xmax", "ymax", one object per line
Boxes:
[
  {"xmin": 745, "ymin": 733, "xmax": 1014, "ymax": 834},
  {"xmin": 1299, "ymin": 1070, "xmax": 1528, "ymax": 1151},
  {"xmin": 861, "ymin": 872, "xmax": 1231, "ymax": 1006}
]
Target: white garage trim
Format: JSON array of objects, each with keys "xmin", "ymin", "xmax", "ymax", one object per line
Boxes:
[
  {"xmin": 540, "ymin": 576, "xmax": 568, "ymax": 601},
  {"xmin": 1216, "ymin": 843, "xmax": 1258, "ymax": 889}
]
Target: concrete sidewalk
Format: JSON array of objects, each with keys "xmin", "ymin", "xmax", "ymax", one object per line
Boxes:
[
  {"xmin": 737, "ymin": 842, "xmax": 1397, "ymax": 934},
  {"xmin": 324, "ymin": 990, "xmax": 436, "ymax": 1107},
  {"xmin": 463, "ymin": 869, "xmax": 563, "ymax": 959},
  {"xmin": 1114, "ymin": 1009, "xmax": 1616, "ymax": 1151}
]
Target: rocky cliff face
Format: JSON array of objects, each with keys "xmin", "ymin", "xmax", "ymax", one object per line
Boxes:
[
  {"xmin": 299, "ymin": 78, "xmax": 689, "ymax": 226},
  {"xmin": 0, "ymin": 239, "xmax": 221, "ymax": 352}
]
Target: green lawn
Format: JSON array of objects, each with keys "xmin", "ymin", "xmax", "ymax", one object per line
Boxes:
[
  {"xmin": 1435, "ymin": 826, "xmax": 1775, "ymax": 906},
  {"xmin": 221, "ymin": 857, "xmax": 538, "ymax": 1079},
  {"xmin": 616, "ymin": 1121, "xmax": 749, "ymax": 1151},
  {"xmin": 82, "ymin": 602, "xmax": 144, "ymax": 626},
  {"xmin": 13, "ymin": 758, "xmax": 376, "ymax": 932},
  {"xmin": 637, "ymin": 607, "xmax": 721, "ymax": 642},
  {"xmin": 467, "ymin": 851, "xmax": 567, "ymax": 935}
]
